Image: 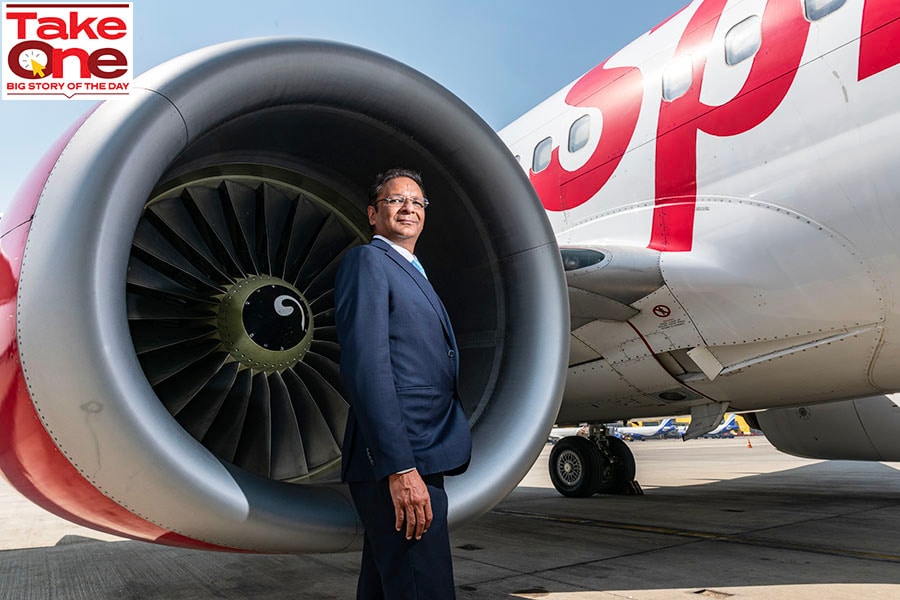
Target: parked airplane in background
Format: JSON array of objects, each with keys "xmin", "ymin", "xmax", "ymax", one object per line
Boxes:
[
  {"xmin": 2, "ymin": 0, "xmax": 900, "ymax": 553},
  {"xmin": 701, "ymin": 414, "xmax": 740, "ymax": 438},
  {"xmin": 613, "ymin": 418, "xmax": 678, "ymax": 441}
]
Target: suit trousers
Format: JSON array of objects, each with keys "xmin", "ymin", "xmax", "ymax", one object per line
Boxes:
[{"xmin": 349, "ymin": 474, "xmax": 455, "ymax": 600}]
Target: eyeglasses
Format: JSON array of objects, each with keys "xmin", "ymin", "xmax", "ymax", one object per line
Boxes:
[{"xmin": 375, "ymin": 196, "xmax": 429, "ymax": 210}]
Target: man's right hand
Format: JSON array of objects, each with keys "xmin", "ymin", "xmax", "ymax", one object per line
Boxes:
[{"xmin": 388, "ymin": 469, "xmax": 433, "ymax": 540}]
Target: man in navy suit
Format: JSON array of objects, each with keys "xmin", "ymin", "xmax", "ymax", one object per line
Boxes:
[{"xmin": 335, "ymin": 168, "xmax": 472, "ymax": 599}]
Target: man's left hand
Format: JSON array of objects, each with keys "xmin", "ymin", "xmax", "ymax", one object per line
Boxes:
[{"xmin": 388, "ymin": 469, "xmax": 433, "ymax": 540}]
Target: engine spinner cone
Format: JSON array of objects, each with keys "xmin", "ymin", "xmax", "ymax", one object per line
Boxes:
[{"xmin": 218, "ymin": 275, "xmax": 314, "ymax": 372}]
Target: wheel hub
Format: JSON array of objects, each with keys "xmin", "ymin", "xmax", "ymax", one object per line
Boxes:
[{"xmin": 557, "ymin": 449, "xmax": 583, "ymax": 484}]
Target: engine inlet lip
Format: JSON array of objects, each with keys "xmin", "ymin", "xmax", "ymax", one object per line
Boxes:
[{"xmin": 16, "ymin": 37, "xmax": 568, "ymax": 553}]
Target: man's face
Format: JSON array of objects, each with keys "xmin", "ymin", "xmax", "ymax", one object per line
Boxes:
[{"xmin": 368, "ymin": 176, "xmax": 426, "ymax": 252}]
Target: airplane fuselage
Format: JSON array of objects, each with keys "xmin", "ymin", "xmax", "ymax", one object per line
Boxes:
[{"xmin": 501, "ymin": 0, "xmax": 900, "ymax": 423}]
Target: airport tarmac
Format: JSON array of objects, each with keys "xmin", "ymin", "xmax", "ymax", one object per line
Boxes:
[{"xmin": 2, "ymin": 437, "xmax": 899, "ymax": 599}]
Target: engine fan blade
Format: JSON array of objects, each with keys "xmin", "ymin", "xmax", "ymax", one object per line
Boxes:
[
  {"xmin": 127, "ymin": 255, "xmax": 221, "ymax": 305},
  {"xmin": 268, "ymin": 371, "xmax": 309, "ymax": 480},
  {"xmin": 292, "ymin": 360, "xmax": 347, "ymax": 446},
  {"xmin": 183, "ymin": 185, "xmax": 247, "ymax": 278},
  {"xmin": 147, "ymin": 197, "xmax": 234, "ymax": 283},
  {"xmin": 303, "ymin": 238, "xmax": 358, "ymax": 301},
  {"xmin": 175, "ymin": 362, "xmax": 240, "ymax": 441},
  {"xmin": 132, "ymin": 219, "xmax": 225, "ymax": 293},
  {"xmin": 283, "ymin": 195, "xmax": 329, "ymax": 283},
  {"xmin": 130, "ymin": 320, "xmax": 218, "ymax": 354},
  {"xmin": 282, "ymin": 368, "xmax": 342, "ymax": 474},
  {"xmin": 261, "ymin": 183, "xmax": 297, "ymax": 277},
  {"xmin": 293, "ymin": 215, "xmax": 350, "ymax": 290},
  {"xmin": 203, "ymin": 368, "xmax": 253, "ymax": 463},
  {"xmin": 154, "ymin": 351, "xmax": 230, "ymax": 415},
  {"xmin": 139, "ymin": 339, "xmax": 222, "ymax": 386},
  {"xmin": 223, "ymin": 180, "xmax": 262, "ymax": 275},
  {"xmin": 233, "ymin": 372, "xmax": 273, "ymax": 476}
]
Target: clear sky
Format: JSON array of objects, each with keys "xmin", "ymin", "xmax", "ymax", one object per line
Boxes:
[{"xmin": 0, "ymin": 0, "xmax": 684, "ymax": 212}]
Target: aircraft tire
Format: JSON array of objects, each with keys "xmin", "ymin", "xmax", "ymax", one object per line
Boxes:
[
  {"xmin": 549, "ymin": 436, "xmax": 601, "ymax": 497},
  {"xmin": 595, "ymin": 436, "xmax": 636, "ymax": 495}
]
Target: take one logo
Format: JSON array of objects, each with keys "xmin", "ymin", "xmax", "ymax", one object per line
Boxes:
[{"xmin": 2, "ymin": 2, "xmax": 133, "ymax": 100}]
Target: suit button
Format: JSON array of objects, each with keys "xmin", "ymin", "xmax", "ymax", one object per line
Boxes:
[{"xmin": 448, "ymin": 349, "xmax": 455, "ymax": 358}]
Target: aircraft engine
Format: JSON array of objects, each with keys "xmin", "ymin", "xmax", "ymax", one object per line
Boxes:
[
  {"xmin": 754, "ymin": 396, "xmax": 900, "ymax": 461},
  {"xmin": 0, "ymin": 39, "xmax": 569, "ymax": 553}
]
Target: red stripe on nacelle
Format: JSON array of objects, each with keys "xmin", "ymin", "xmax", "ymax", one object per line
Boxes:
[{"xmin": 0, "ymin": 119, "xmax": 240, "ymax": 553}]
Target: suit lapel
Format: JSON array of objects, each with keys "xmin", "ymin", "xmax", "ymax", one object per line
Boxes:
[{"xmin": 370, "ymin": 238, "xmax": 455, "ymax": 346}]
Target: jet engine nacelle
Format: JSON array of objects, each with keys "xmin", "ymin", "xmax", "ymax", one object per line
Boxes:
[
  {"xmin": 755, "ymin": 396, "xmax": 900, "ymax": 461},
  {"xmin": 0, "ymin": 39, "xmax": 569, "ymax": 553}
]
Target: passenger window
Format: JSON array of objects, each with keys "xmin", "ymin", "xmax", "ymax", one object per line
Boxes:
[
  {"xmin": 804, "ymin": 0, "xmax": 846, "ymax": 20},
  {"xmin": 533, "ymin": 137, "xmax": 553, "ymax": 172},
  {"xmin": 662, "ymin": 55, "xmax": 693, "ymax": 101},
  {"xmin": 568, "ymin": 115, "xmax": 591, "ymax": 153},
  {"xmin": 725, "ymin": 16, "xmax": 762, "ymax": 66}
]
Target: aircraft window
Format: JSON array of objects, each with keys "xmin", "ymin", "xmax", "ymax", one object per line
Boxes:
[
  {"xmin": 560, "ymin": 248, "xmax": 606, "ymax": 271},
  {"xmin": 568, "ymin": 114, "xmax": 591, "ymax": 153},
  {"xmin": 662, "ymin": 54, "xmax": 693, "ymax": 102},
  {"xmin": 725, "ymin": 16, "xmax": 761, "ymax": 66},
  {"xmin": 804, "ymin": 0, "xmax": 846, "ymax": 20},
  {"xmin": 533, "ymin": 136, "xmax": 553, "ymax": 172}
]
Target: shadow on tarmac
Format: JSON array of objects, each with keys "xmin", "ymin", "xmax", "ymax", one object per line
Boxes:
[
  {"xmin": 2, "ymin": 453, "xmax": 899, "ymax": 599},
  {"xmin": 453, "ymin": 460, "xmax": 900, "ymax": 598}
]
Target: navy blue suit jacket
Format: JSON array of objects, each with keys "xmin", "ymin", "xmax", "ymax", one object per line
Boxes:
[{"xmin": 335, "ymin": 238, "xmax": 472, "ymax": 482}]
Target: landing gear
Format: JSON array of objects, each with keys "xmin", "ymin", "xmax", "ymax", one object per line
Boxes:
[
  {"xmin": 595, "ymin": 435, "xmax": 636, "ymax": 494},
  {"xmin": 549, "ymin": 426, "xmax": 638, "ymax": 497},
  {"xmin": 549, "ymin": 436, "xmax": 601, "ymax": 497}
]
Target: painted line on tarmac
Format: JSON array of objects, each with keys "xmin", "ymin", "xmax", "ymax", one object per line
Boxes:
[{"xmin": 493, "ymin": 509, "xmax": 900, "ymax": 564}]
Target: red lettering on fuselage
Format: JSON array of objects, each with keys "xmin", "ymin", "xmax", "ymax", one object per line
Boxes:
[
  {"xmin": 859, "ymin": 0, "xmax": 900, "ymax": 80},
  {"xmin": 651, "ymin": 0, "xmax": 809, "ymax": 251},
  {"xmin": 529, "ymin": 0, "xmax": 900, "ymax": 252},
  {"xmin": 529, "ymin": 61, "xmax": 643, "ymax": 211}
]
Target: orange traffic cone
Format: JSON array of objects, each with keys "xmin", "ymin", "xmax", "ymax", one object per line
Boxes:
[{"xmin": 747, "ymin": 438, "xmax": 753, "ymax": 448}]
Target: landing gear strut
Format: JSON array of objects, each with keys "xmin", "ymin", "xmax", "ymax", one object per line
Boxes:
[{"xmin": 549, "ymin": 425, "xmax": 639, "ymax": 497}]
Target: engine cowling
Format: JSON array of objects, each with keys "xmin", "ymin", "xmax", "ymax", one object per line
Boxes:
[
  {"xmin": 0, "ymin": 39, "xmax": 569, "ymax": 553},
  {"xmin": 755, "ymin": 395, "xmax": 900, "ymax": 461}
]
